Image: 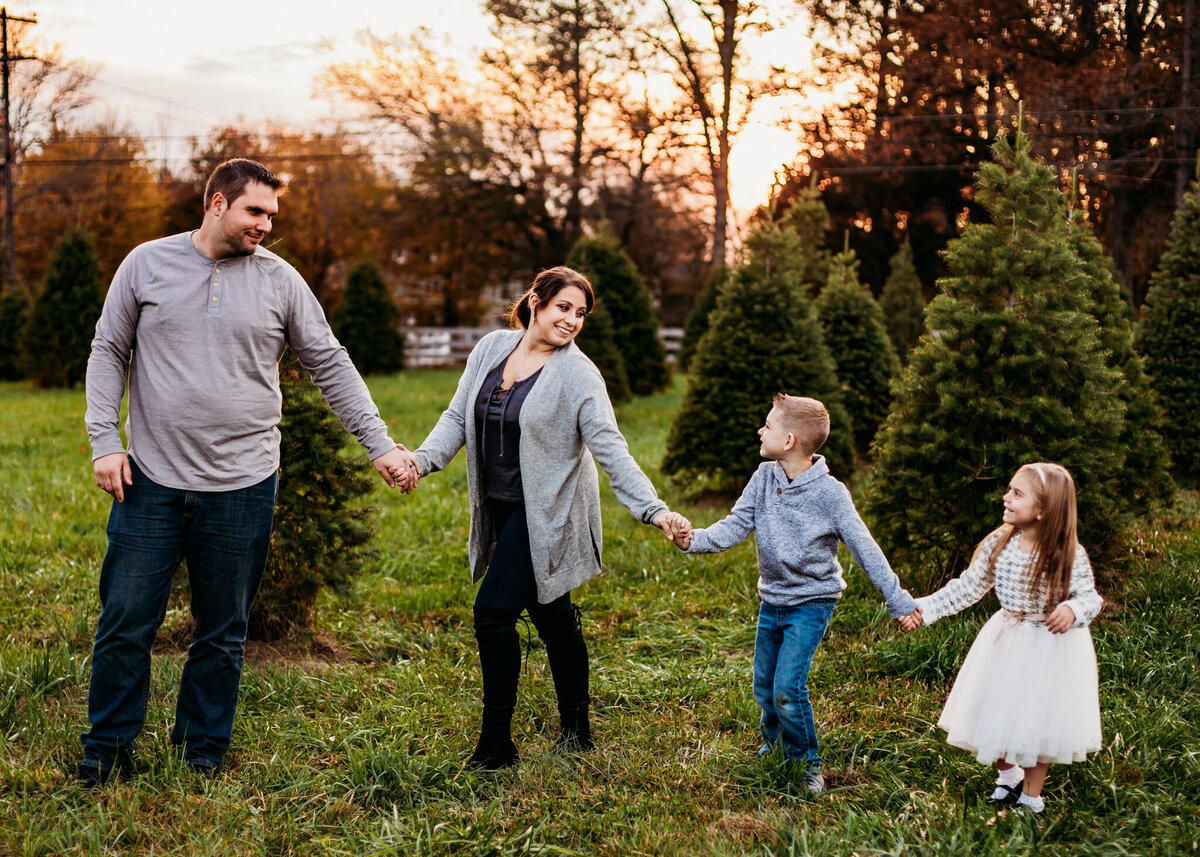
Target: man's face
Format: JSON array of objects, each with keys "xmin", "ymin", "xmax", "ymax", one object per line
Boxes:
[{"xmin": 211, "ymin": 181, "xmax": 278, "ymax": 258}]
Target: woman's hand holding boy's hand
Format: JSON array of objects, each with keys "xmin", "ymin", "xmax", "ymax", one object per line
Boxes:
[
  {"xmin": 1046, "ymin": 603, "xmax": 1076, "ymax": 634},
  {"xmin": 897, "ymin": 606, "xmax": 923, "ymax": 631},
  {"xmin": 653, "ymin": 511, "xmax": 692, "ymax": 549}
]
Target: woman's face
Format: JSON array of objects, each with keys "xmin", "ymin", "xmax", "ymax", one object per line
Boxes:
[{"xmin": 530, "ymin": 285, "xmax": 589, "ymax": 347}]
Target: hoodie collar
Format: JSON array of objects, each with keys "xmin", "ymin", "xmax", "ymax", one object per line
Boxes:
[{"xmin": 774, "ymin": 454, "xmax": 829, "ymax": 490}]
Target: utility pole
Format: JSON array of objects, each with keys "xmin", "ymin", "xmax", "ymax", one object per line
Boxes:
[{"xmin": 1, "ymin": 6, "xmax": 36, "ymax": 292}]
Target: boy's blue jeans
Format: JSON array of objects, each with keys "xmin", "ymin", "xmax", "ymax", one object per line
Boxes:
[
  {"xmin": 753, "ymin": 599, "xmax": 836, "ymax": 770},
  {"xmin": 81, "ymin": 458, "xmax": 277, "ymax": 770}
]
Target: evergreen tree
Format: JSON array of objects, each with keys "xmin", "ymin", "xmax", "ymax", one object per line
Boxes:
[
  {"xmin": 880, "ymin": 242, "xmax": 926, "ymax": 361},
  {"xmin": 567, "ymin": 231, "xmax": 669, "ymax": 396},
  {"xmin": 20, "ymin": 228, "xmax": 105, "ymax": 388},
  {"xmin": 663, "ymin": 216, "xmax": 855, "ymax": 492},
  {"xmin": 676, "ymin": 266, "xmax": 724, "ymax": 373},
  {"xmin": 864, "ymin": 127, "xmax": 1128, "ymax": 578},
  {"xmin": 1138, "ymin": 179, "xmax": 1200, "ymax": 487},
  {"xmin": 574, "ymin": 297, "xmax": 631, "ymax": 403},
  {"xmin": 329, "ymin": 259, "xmax": 405, "ymax": 375},
  {"xmin": 249, "ymin": 350, "xmax": 379, "ymax": 640},
  {"xmin": 783, "ymin": 181, "xmax": 834, "ymax": 297},
  {"xmin": 1067, "ymin": 208, "xmax": 1173, "ymax": 503},
  {"xmin": 0, "ymin": 292, "xmax": 29, "ymax": 380},
  {"xmin": 815, "ymin": 250, "xmax": 901, "ymax": 457}
]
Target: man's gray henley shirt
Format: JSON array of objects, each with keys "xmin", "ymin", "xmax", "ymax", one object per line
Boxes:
[{"xmin": 85, "ymin": 233, "xmax": 395, "ymax": 491}]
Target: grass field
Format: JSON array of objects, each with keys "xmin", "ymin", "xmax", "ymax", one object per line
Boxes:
[{"xmin": 1, "ymin": 371, "xmax": 1198, "ymax": 856}]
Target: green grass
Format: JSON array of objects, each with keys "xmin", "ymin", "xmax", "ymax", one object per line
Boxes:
[{"xmin": 1, "ymin": 372, "xmax": 1198, "ymax": 856}]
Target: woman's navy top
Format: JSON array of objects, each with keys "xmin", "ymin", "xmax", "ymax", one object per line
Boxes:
[{"xmin": 473, "ymin": 359, "xmax": 542, "ymax": 502}]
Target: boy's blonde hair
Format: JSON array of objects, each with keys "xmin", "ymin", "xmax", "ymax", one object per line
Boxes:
[{"xmin": 772, "ymin": 394, "xmax": 830, "ymax": 455}]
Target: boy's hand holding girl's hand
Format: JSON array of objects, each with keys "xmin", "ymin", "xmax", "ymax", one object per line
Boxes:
[{"xmin": 897, "ymin": 606, "xmax": 923, "ymax": 631}]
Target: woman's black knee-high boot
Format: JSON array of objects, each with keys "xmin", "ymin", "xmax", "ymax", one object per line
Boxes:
[
  {"xmin": 535, "ymin": 606, "xmax": 593, "ymax": 751},
  {"xmin": 470, "ymin": 607, "xmax": 522, "ymax": 769}
]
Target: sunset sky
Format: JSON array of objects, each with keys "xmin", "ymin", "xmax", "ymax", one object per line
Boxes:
[{"xmin": 27, "ymin": 0, "xmax": 819, "ymax": 214}]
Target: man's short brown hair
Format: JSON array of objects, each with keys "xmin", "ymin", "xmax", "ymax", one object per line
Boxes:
[
  {"xmin": 772, "ymin": 393, "xmax": 830, "ymax": 455},
  {"xmin": 203, "ymin": 158, "xmax": 284, "ymax": 210}
]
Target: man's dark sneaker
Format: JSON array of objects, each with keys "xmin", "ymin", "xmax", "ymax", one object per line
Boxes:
[
  {"xmin": 186, "ymin": 759, "xmax": 221, "ymax": 780},
  {"xmin": 72, "ymin": 747, "xmax": 141, "ymax": 789}
]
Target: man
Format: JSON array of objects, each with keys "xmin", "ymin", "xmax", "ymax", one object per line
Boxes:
[{"xmin": 79, "ymin": 158, "xmax": 411, "ymax": 786}]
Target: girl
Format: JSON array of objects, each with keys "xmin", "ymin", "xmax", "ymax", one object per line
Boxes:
[{"xmin": 901, "ymin": 462, "xmax": 1103, "ymax": 814}]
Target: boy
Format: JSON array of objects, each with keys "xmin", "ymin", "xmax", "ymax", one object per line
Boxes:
[{"xmin": 673, "ymin": 395, "xmax": 920, "ymax": 794}]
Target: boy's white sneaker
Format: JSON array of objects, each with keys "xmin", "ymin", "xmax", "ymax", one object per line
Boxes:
[{"xmin": 804, "ymin": 773, "xmax": 825, "ymax": 795}]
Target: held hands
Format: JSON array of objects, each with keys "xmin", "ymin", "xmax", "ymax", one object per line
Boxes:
[
  {"xmin": 652, "ymin": 511, "xmax": 692, "ymax": 548},
  {"xmin": 372, "ymin": 444, "xmax": 421, "ymax": 493},
  {"xmin": 897, "ymin": 606, "xmax": 923, "ymax": 631},
  {"xmin": 1045, "ymin": 603, "xmax": 1076, "ymax": 634},
  {"xmin": 93, "ymin": 452, "xmax": 133, "ymax": 503}
]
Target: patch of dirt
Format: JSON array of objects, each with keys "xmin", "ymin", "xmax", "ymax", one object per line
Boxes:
[
  {"xmin": 706, "ymin": 812, "xmax": 773, "ymax": 840},
  {"xmin": 823, "ymin": 768, "xmax": 871, "ymax": 789},
  {"xmin": 151, "ymin": 621, "xmax": 356, "ymax": 666}
]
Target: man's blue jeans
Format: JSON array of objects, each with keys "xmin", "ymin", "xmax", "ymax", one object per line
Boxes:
[
  {"xmin": 753, "ymin": 599, "xmax": 836, "ymax": 770},
  {"xmin": 81, "ymin": 458, "xmax": 277, "ymax": 769}
]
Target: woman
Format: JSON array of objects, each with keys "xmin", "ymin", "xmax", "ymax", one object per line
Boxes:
[{"xmin": 394, "ymin": 266, "xmax": 683, "ymax": 769}]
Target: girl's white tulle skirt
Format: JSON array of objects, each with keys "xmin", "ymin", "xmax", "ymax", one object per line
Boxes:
[{"xmin": 937, "ymin": 610, "xmax": 1102, "ymax": 768}]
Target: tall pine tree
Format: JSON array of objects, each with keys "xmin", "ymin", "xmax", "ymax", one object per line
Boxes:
[
  {"xmin": 864, "ymin": 126, "xmax": 1127, "ymax": 577},
  {"xmin": 574, "ymin": 297, "xmax": 631, "ymax": 403},
  {"xmin": 21, "ymin": 228, "xmax": 105, "ymax": 388},
  {"xmin": 330, "ymin": 259, "xmax": 405, "ymax": 375},
  {"xmin": 815, "ymin": 250, "xmax": 901, "ymax": 457},
  {"xmin": 663, "ymin": 216, "xmax": 854, "ymax": 492},
  {"xmin": 1066, "ymin": 203, "xmax": 1173, "ymax": 504},
  {"xmin": 567, "ymin": 231, "xmax": 670, "ymax": 396},
  {"xmin": 677, "ymin": 265, "xmax": 725, "ymax": 373},
  {"xmin": 880, "ymin": 242, "xmax": 926, "ymax": 362},
  {"xmin": 0, "ymin": 292, "xmax": 29, "ymax": 380},
  {"xmin": 1137, "ymin": 179, "xmax": 1200, "ymax": 487}
]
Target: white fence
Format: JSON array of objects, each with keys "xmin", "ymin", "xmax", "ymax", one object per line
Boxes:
[{"xmin": 404, "ymin": 326, "xmax": 685, "ymax": 368}]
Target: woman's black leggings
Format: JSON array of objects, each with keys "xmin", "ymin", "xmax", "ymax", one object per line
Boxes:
[{"xmin": 473, "ymin": 501, "xmax": 589, "ymax": 728}]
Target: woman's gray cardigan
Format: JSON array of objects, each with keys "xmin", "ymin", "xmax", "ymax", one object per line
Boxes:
[{"xmin": 414, "ymin": 329, "xmax": 670, "ymax": 604}]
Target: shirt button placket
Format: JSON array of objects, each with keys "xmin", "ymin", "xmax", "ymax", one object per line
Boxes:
[{"xmin": 208, "ymin": 266, "xmax": 222, "ymax": 315}]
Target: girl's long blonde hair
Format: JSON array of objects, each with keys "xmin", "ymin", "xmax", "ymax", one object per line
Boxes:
[{"xmin": 974, "ymin": 462, "xmax": 1078, "ymax": 610}]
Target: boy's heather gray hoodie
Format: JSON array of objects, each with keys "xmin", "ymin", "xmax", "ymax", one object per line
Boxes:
[{"xmin": 686, "ymin": 456, "xmax": 917, "ymax": 617}]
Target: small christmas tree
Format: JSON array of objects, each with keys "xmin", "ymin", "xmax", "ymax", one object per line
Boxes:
[
  {"xmin": 663, "ymin": 216, "xmax": 855, "ymax": 492},
  {"xmin": 676, "ymin": 266, "xmax": 724, "ymax": 373},
  {"xmin": 329, "ymin": 259, "xmax": 405, "ymax": 375},
  {"xmin": 880, "ymin": 242, "xmax": 926, "ymax": 362},
  {"xmin": 0, "ymin": 292, "xmax": 29, "ymax": 380},
  {"xmin": 574, "ymin": 297, "xmax": 631, "ymax": 403},
  {"xmin": 249, "ymin": 350, "xmax": 379, "ymax": 640},
  {"xmin": 1137, "ymin": 178, "xmax": 1200, "ymax": 487},
  {"xmin": 21, "ymin": 228, "xmax": 105, "ymax": 388},
  {"xmin": 864, "ymin": 125, "xmax": 1127, "ymax": 577},
  {"xmin": 815, "ymin": 249, "xmax": 901, "ymax": 457},
  {"xmin": 567, "ymin": 231, "xmax": 669, "ymax": 396}
]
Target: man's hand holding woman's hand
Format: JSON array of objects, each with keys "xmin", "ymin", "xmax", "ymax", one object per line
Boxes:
[
  {"xmin": 897, "ymin": 606, "xmax": 923, "ymax": 631},
  {"xmin": 372, "ymin": 444, "xmax": 422, "ymax": 493}
]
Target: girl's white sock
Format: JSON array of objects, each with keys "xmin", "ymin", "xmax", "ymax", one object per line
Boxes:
[
  {"xmin": 990, "ymin": 766, "xmax": 1024, "ymax": 799},
  {"xmin": 996, "ymin": 767, "xmax": 1024, "ymax": 787},
  {"xmin": 1016, "ymin": 793, "xmax": 1045, "ymax": 813}
]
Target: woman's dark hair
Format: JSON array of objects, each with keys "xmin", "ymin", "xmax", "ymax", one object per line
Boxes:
[{"xmin": 507, "ymin": 266, "xmax": 595, "ymax": 329}]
